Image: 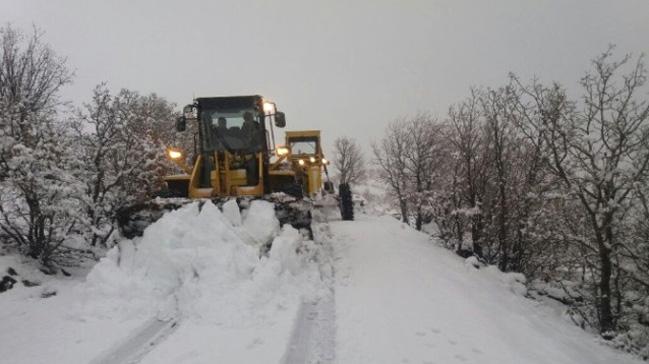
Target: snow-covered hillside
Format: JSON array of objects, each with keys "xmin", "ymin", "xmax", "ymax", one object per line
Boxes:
[{"xmin": 0, "ymin": 205, "xmax": 642, "ymax": 363}]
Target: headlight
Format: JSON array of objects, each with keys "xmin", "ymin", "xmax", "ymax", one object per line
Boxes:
[
  {"xmin": 298, "ymin": 159, "xmax": 305, "ymax": 166},
  {"xmin": 168, "ymin": 149, "xmax": 183, "ymax": 159},
  {"xmin": 310, "ymin": 156, "xmax": 316, "ymax": 163},
  {"xmin": 322, "ymin": 158, "xmax": 328, "ymax": 165},
  {"xmin": 263, "ymin": 101, "xmax": 275, "ymax": 114},
  {"xmin": 276, "ymin": 146, "xmax": 289, "ymax": 156}
]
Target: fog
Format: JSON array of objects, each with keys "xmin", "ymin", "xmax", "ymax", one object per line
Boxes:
[{"xmin": 2, "ymin": 0, "xmax": 648, "ymax": 155}]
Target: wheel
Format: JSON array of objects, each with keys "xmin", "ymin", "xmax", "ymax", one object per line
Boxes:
[
  {"xmin": 323, "ymin": 181, "xmax": 335, "ymax": 194},
  {"xmin": 339, "ymin": 183, "xmax": 354, "ymax": 221}
]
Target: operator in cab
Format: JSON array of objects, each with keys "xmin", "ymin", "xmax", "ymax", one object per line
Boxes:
[{"xmin": 241, "ymin": 111, "xmax": 262, "ymax": 152}]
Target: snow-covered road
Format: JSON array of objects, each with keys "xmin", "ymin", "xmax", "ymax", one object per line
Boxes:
[
  {"xmin": 329, "ymin": 215, "xmax": 640, "ymax": 364},
  {"xmin": 0, "ymin": 209, "xmax": 642, "ymax": 363}
]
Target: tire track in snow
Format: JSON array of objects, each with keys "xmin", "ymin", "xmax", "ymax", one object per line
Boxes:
[
  {"xmin": 89, "ymin": 262, "xmax": 184, "ymax": 364},
  {"xmin": 282, "ymin": 220, "xmax": 337, "ymax": 364},
  {"xmin": 89, "ymin": 314, "xmax": 181, "ymax": 364},
  {"xmin": 282, "ymin": 294, "xmax": 336, "ymax": 364}
]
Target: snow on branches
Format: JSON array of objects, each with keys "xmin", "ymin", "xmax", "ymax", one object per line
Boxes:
[
  {"xmin": 373, "ymin": 47, "xmax": 649, "ymax": 354},
  {"xmin": 0, "ymin": 25, "xmax": 178, "ymax": 269}
]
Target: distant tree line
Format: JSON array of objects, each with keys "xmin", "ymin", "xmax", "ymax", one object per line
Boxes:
[
  {"xmin": 0, "ymin": 25, "xmax": 182, "ymax": 270},
  {"xmin": 373, "ymin": 47, "xmax": 649, "ymax": 357}
]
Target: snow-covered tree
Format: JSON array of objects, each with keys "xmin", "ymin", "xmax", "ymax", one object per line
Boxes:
[
  {"xmin": 373, "ymin": 115, "xmax": 444, "ymax": 230},
  {"xmin": 332, "ymin": 136, "xmax": 365, "ymax": 185},
  {"xmin": 372, "ymin": 119, "xmax": 412, "ymax": 223},
  {"xmin": 0, "ymin": 25, "xmax": 83, "ymax": 269},
  {"xmin": 71, "ymin": 84, "xmax": 176, "ymax": 247},
  {"xmin": 445, "ymin": 90, "xmax": 489, "ymax": 255},
  {"xmin": 539, "ymin": 49, "xmax": 649, "ymax": 336}
]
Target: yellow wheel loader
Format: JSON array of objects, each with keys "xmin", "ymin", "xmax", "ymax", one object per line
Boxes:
[{"xmin": 117, "ymin": 95, "xmax": 334, "ymax": 238}]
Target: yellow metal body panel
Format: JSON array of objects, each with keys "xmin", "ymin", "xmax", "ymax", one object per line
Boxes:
[
  {"xmin": 283, "ymin": 129, "xmax": 328, "ymax": 197},
  {"xmin": 285, "ymin": 130, "xmax": 321, "ymax": 139},
  {"xmin": 184, "ymin": 152, "xmax": 265, "ymax": 199},
  {"xmin": 307, "ymin": 165, "xmax": 322, "ymax": 196},
  {"xmin": 164, "ymin": 128, "xmax": 329, "ymax": 199}
]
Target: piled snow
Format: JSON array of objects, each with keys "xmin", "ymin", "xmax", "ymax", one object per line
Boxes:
[
  {"xmin": 0, "ymin": 200, "xmax": 327, "ymax": 364},
  {"xmin": 4, "ymin": 201, "xmax": 641, "ymax": 363},
  {"xmin": 221, "ymin": 199, "xmax": 242, "ymax": 226},
  {"xmin": 84, "ymin": 200, "xmax": 325, "ymax": 320},
  {"xmin": 84, "ymin": 201, "xmax": 259, "ymax": 319},
  {"xmin": 241, "ymin": 200, "xmax": 281, "ymax": 247},
  {"xmin": 464, "ymin": 255, "xmax": 480, "ymax": 270},
  {"xmin": 132, "ymin": 202, "xmax": 326, "ymax": 364}
]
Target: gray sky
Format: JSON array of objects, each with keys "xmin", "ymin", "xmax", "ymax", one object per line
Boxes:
[{"xmin": 2, "ymin": 0, "xmax": 648, "ymax": 156}]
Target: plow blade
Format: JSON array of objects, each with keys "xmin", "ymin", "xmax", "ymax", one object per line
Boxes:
[{"xmin": 116, "ymin": 194, "xmax": 315, "ymax": 240}]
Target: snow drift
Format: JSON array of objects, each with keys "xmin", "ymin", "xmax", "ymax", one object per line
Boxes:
[
  {"xmin": 83, "ymin": 200, "xmax": 325, "ymax": 324},
  {"xmin": 0, "ymin": 199, "xmax": 327, "ymax": 364}
]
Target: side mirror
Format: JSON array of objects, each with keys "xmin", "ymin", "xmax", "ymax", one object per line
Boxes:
[
  {"xmin": 274, "ymin": 111, "xmax": 286, "ymax": 128},
  {"xmin": 176, "ymin": 116, "xmax": 186, "ymax": 132}
]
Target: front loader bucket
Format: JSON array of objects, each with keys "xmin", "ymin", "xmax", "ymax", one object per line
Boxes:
[{"xmin": 116, "ymin": 195, "xmax": 315, "ymax": 241}]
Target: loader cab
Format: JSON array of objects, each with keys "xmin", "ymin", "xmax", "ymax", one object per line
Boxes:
[
  {"xmin": 195, "ymin": 97, "xmax": 267, "ymax": 154},
  {"xmin": 170, "ymin": 95, "xmax": 286, "ymax": 198},
  {"xmin": 285, "ymin": 130, "xmax": 329, "ymax": 197},
  {"xmin": 286, "ymin": 130, "xmax": 323, "ymax": 163}
]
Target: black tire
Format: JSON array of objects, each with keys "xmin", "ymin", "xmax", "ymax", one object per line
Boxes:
[
  {"xmin": 323, "ymin": 181, "xmax": 335, "ymax": 194},
  {"xmin": 339, "ymin": 183, "xmax": 354, "ymax": 221}
]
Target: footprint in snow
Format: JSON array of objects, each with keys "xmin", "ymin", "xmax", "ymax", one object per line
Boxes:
[
  {"xmin": 471, "ymin": 347, "xmax": 483, "ymax": 354},
  {"xmin": 448, "ymin": 339, "xmax": 458, "ymax": 345},
  {"xmin": 246, "ymin": 337, "xmax": 263, "ymax": 349},
  {"xmin": 429, "ymin": 327, "xmax": 441, "ymax": 334},
  {"xmin": 415, "ymin": 331, "xmax": 427, "ymax": 337},
  {"xmin": 454, "ymin": 354, "xmax": 467, "ymax": 362}
]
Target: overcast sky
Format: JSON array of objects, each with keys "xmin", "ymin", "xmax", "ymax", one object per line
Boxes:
[{"xmin": 2, "ymin": 0, "xmax": 648, "ymax": 155}]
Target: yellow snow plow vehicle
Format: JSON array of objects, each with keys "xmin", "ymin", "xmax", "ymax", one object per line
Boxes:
[{"xmin": 117, "ymin": 95, "xmax": 334, "ymax": 238}]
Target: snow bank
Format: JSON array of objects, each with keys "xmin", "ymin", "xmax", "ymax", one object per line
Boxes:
[
  {"xmin": 464, "ymin": 255, "xmax": 480, "ymax": 270},
  {"xmin": 68, "ymin": 200, "xmax": 325, "ymax": 363},
  {"xmin": 83, "ymin": 202, "xmax": 250, "ymax": 318},
  {"xmin": 1, "ymin": 199, "xmax": 328, "ymax": 363},
  {"xmin": 241, "ymin": 200, "xmax": 280, "ymax": 247},
  {"xmin": 221, "ymin": 199, "xmax": 242, "ymax": 226},
  {"xmin": 83, "ymin": 200, "xmax": 321, "ymax": 321}
]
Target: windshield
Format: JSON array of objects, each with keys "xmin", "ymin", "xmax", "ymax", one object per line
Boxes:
[
  {"xmin": 289, "ymin": 139, "xmax": 317, "ymax": 155},
  {"xmin": 201, "ymin": 109, "xmax": 264, "ymax": 152}
]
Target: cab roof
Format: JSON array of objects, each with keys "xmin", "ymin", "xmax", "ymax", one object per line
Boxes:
[
  {"xmin": 195, "ymin": 95, "xmax": 263, "ymax": 110},
  {"xmin": 286, "ymin": 130, "xmax": 321, "ymax": 139}
]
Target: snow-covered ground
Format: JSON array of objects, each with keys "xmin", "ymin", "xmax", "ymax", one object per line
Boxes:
[
  {"xmin": 329, "ymin": 215, "xmax": 641, "ymax": 364},
  {"xmin": 0, "ymin": 204, "xmax": 642, "ymax": 363},
  {"xmin": 0, "ymin": 200, "xmax": 329, "ymax": 364}
]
